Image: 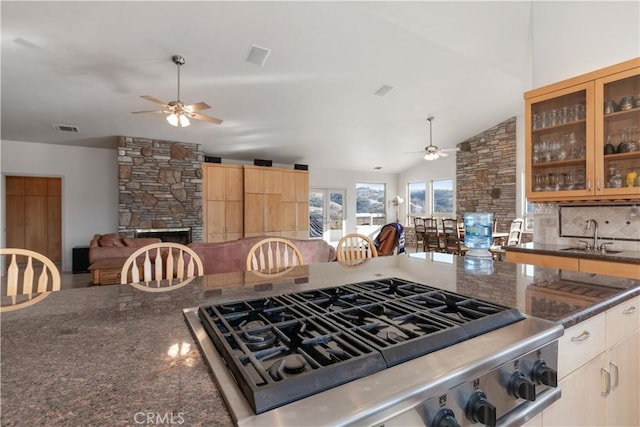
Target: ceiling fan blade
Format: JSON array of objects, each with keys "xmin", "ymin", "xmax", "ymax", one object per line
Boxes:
[
  {"xmin": 441, "ymin": 148, "xmax": 460, "ymax": 152},
  {"xmin": 439, "ymin": 151, "xmax": 449, "ymax": 157},
  {"xmin": 131, "ymin": 109, "xmax": 167, "ymax": 114},
  {"xmin": 186, "ymin": 102, "xmax": 211, "ymax": 112},
  {"xmin": 140, "ymin": 95, "xmax": 170, "ymax": 107},
  {"xmin": 191, "ymin": 112, "xmax": 223, "ymax": 125}
]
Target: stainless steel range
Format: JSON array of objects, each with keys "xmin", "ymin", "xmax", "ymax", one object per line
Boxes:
[{"xmin": 184, "ymin": 277, "xmax": 563, "ymax": 426}]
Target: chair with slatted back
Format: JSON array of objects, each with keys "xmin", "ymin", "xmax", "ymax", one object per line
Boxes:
[
  {"xmin": 490, "ymin": 219, "xmax": 524, "ymax": 260},
  {"xmin": 246, "ymin": 237, "xmax": 304, "ymax": 275},
  {"xmin": 336, "ymin": 233, "xmax": 379, "ymax": 263},
  {"xmin": 120, "ymin": 242, "xmax": 204, "ymax": 290},
  {"xmin": 413, "ymin": 217, "xmax": 426, "ymax": 252},
  {"xmin": 1, "ymin": 248, "xmax": 61, "ymax": 312},
  {"xmin": 424, "ymin": 218, "xmax": 444, "ymax": 252},
  {"xmin": 441, "ymin": 218, "xmax": 468, "ymax": 255}
]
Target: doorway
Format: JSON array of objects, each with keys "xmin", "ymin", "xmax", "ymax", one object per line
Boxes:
[
  {"xmin": 309, "ymin": 188, "xmax": 345, "ymax": 247},
  {"xmin": 5, "ymin": 176, "xmax": 62, "ymax": 262}
]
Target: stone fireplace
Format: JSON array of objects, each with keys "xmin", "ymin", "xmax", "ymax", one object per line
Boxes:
[{"xmin": 118, "ymin": 136, "xmax": 203, "ymax": 242}]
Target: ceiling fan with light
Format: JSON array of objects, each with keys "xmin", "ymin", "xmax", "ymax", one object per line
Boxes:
[
  {"xmin": 132, "ymin": 55, "xmax": 223, "ymax": 127},
  {"xmin": 421, "ymin": 116, "xmax": 458, "ymax": 160}
]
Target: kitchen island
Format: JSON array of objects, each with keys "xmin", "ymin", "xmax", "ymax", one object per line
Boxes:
[{"xmin": 1, "ymin": 254, "xmax": 638, "ymax": 426}]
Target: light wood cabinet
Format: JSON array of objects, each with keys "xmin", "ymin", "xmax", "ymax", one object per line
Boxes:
[
  {"xmin": 203, "ymin": 164, "xmax": 310, "ymax": 240},
  {"xmin": 542, "ymin": 296, "xmax": 640, "ymax": 426},
  {"xmin": 525, "ymin": 58, "xmax": 640, "ymax": 202},
  {"xmin": 281, "ymin": 170, "xmax": 309, "ymax": 239},
  {"xmin": 243, "ymin": 166, "xmax": 283, "ymax": 238},
  {"xmin": 203, "ymin": 164, "xmax": 244, "ymax": 242},
  {"xmin": 504, "ymin": 251, "xmax": 639, "ymax": 279}
]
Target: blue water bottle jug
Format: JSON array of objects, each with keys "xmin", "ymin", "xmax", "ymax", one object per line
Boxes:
[{"xmin": 464, "ymin": 212, "xmax": 493, "ymax": 258}]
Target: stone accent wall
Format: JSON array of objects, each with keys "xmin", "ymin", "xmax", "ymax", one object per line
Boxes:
[
  {"xmin": 117, "ymin": 136, "xmax": 204, "ymax": 241},
  {"xmin": 456, "ymin": 117, "xmax": 516, "ymax": 231}
]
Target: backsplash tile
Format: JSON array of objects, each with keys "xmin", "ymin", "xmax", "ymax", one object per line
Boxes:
[{"xmin": 533, "ymin": 204, "xmax": 640, "ymax": 252}]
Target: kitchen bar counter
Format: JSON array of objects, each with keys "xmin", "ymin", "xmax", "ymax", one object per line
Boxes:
[
  {"xmin": 505, "ymin": 242, "xmax": 640, "ymax": 264},
  {"xmin": 2, "ymin": 254, "xmax": 638, "ymax": 426}
]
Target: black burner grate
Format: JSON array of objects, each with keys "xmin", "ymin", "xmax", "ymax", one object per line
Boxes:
[{"xmin": 197, "ymin": 277, "xmax": 525, "ymax": 414}]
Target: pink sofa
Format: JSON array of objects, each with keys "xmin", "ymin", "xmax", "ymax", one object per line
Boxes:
[
  {"xmin": 88, "ymin": 233, "xmax": 162, "ymax": 264},
  {"xmin": 188, "ymin": 237, "xmax": 336, "ymax": 275}
]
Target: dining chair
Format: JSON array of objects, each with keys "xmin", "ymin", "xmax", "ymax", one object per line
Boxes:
[
  {"xmin": 246, "ymin": 237, "xmax": 304, "ymax": 274},
  {"xmin": 336, "ymin": 233, "xmax": 378, "ymax": 262},
  {"xmin": 413, "ymin": 217, "xmax": 426, "ymax": 252},
  {"xmin": 441, "ymin": 218, "xmax": 468, "ymax": 255},
  {"xmin": 1, "ymin": 248, "xmax": 61, "ymax": 312},
  {"xmin": 490, "ymin": 218, "xmax": 524, "ymax": 260},
  {"xmin": 424, "ymin": 218, "xmax": 444, "ymax": 252},
  {"xmin": 120, "ymin": 242, "xmax": 204, "ymax": 288}
]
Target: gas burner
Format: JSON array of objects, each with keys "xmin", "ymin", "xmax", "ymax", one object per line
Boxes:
[
  {"xmin": 241, "ymin": 320, "xmax": 276, "ymax": 351},
  {"xmin": 268, "ymin": 354, "xmax": 308, "ymax": 381}
]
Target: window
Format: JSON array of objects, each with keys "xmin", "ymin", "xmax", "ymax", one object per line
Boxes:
[
  {"xmin": 432, "ymin": 179, "xmax": 454, "ymax": 215},
  {"xmin": 356, "ymin": 183, "xmax": 386, "ymax": 226},
  {"xmin": 407, "ymin": 182, "xmax": 426, "ymax": 217}
]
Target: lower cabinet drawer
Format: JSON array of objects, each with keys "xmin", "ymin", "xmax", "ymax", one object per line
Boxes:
[{"xmin": 557, "ymin": 312, "xmax": 606, "ymax": 379}]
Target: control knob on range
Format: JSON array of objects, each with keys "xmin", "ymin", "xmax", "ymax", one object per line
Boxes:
[
  {"xmin": 432, "ymin": 408, "xmax": 462, "ymax": 427},
  {"xmin": 465, "ymin": 391, "xmax": 496, "ymax": 427},
  {"xmin": 531, "ymin": 360, "xmax": 558, "ymax": 387},
  {"xmin": 509, "ymin": 371, "xmax": 536, "ymax": 401}
]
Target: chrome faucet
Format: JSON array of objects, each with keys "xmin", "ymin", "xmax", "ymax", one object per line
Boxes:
[{"xmin": 585, "ymin": 219, "xmax": 599, "ymax": 250}]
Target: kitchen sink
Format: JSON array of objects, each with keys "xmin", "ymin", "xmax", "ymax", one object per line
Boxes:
[{"xmin": 560, "ymin": 247, "xmax": 622, "ymax": 255}]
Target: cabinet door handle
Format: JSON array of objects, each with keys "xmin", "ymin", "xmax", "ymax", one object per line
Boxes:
[
  {"xmin": 596, "ymin": 178, "xmax": 601, "ymax": 191},
  {"xmin": 601, "ymin": 368, "xmax": 611, "ymax": 397},
  {"xmin": 609, "ymin": 362, "xmax": 619, "ymax": 390},
  {"xmin": 587, "ymin": 180, "xmax": 592, "ymax": 191},
  {"xmin": 623, "ymin": 306, "xmax": 637, "ymax": 315},
  {"xmin": 571, "ymin": 330, "xmax": 591, "ymax": 342}
]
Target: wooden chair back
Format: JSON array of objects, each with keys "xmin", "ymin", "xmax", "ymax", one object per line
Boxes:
[
  {"xmin": 1, "ymin": 248, "xmax": 61, "ymax": 312},
  {"xmin": 424, "ymin": 218, "xmax": 443, "ymax": 252},
  {"xmin": 336, "ymin": 233, "xmax": 378, "ymax": 262},
  {"xmin": 246, "ymin": 237, "xmax": 304, "ymax": 274},
  {"xmin": 413, "ymin": 217, "xmax": 426, "ymax": 251},
  {"xmin": 120, "ymin": 242, "xmax": 204, "ymax": 288},
  {"xmin": 507, "ymin": 218, "xmax": 524, "ymax": 246},
  {"xmin": 441, "ymin": 218, "xmax": 467, "ymax": 255}
]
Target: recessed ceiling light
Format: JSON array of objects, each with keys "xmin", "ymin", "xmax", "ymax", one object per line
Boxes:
[
  {"xmin": 246, "ymin": 45, "xmax": 271, "ymax": 67},
  {"xmin": 52, "ymin": 124, "xmax": 79, "ymax": 132},
  {"xmin": 373, "ymin": 85, "xmax": 395, "ymax": 97}
]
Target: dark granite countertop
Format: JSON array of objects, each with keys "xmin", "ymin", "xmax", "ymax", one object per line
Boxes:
[
  {"xmin": 2, "ymin": 254, "xmax": 638, "ymax": 426},
  {"xmin": 505, "ymin": 242, "xmax": 640, "ymax": 264}
]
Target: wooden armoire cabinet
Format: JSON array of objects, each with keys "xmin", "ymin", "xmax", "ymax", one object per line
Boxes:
[
  {"xmin": 5, "ymin": 176, "xmax": 62, "ymax": 261},
  {"xmin": 202, "ymin": 164, "xmax": 244, "ymax": 242},
  {"xmin": 202, "ymin": 164, "xmax": 310, "ymax": 242}
]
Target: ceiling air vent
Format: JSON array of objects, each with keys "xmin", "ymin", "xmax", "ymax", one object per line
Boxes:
[
  {"xmin": 52, "ymin": 124, "xmax": 79, "ymax": 132},
  {"xmin": 373, "ymin": 85, "xmax": 395, "ymax": 97},
  {"xmin": 246, "ymin": 45, "xmax": 271, "ymax": 67}
]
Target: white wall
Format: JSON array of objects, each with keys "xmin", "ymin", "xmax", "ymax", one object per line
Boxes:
[
  {"xmin": 531, "ymin": 1, "xmax": 640, "ymax": 87},
  {"xmin": 1, "ymin": 140, "xmax": 118, "ymax": 271},
  {"xmin": 309, "ymin": 167, "xmax": 398, "ymax": 233}
]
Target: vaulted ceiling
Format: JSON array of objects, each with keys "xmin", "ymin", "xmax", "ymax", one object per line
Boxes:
[{"xmin": 1, "ymin": 1, "xmax": 534, "ymax": 172}]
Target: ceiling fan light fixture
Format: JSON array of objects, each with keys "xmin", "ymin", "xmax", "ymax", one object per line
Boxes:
[
  {"xmin": 167, "ymin": 113, "xmax": 190, "ymax": 127},
  {"xmin": 424, "ymin": 151, "xmax": 439, "ymax": 161}
]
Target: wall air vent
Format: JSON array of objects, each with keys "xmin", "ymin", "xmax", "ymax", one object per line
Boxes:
[
  {"xmin": 52, "ymin": 124, "xmax": 79, "ymax": 132},
  {"xmin": 246, "ymin": 45, "xmax": 271, "ymax": 67},
  {"xmin": 373, "ymin": 85, "xmax": 395, "ymax": 97}
]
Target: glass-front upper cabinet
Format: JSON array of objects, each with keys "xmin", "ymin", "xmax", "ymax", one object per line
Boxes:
[
  {"xmin": 526, "ymin": 83, "xmax": 594, "ymax": 201},
  {"xmin": 595, "ymin": 69, "xmax": 640, "ymax": 198},
  {"xmin": 525, "ymin": 58, "xmax": 640, "ymax": 202}
]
